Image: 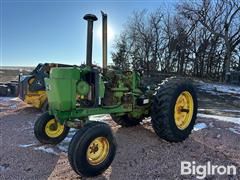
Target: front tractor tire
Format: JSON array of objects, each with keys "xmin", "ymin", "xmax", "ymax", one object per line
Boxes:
[
  {"xmin": 151, "ymin": 77, "xmax": 198, "ymax": 142},
  {"xmin": 68, "ymin": 121, "xmax": 116, "ymax": 177},
  {"xmin": 34, "ymin": 112, "xmax": 70, "ymax": 144}
]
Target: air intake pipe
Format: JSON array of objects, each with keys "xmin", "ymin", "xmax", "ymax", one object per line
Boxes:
[{"xmin": 83, "ymin": 14, "xmax": 98, "ymax": 66}]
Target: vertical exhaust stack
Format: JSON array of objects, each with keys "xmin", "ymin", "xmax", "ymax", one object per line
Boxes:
[
  {"xmin": 83, "ymin": 14, "xmax": 98, "ymax": 66},
  {"xmin": 101, "ymin": 11, "xmax": 107, "ymax": 72}
]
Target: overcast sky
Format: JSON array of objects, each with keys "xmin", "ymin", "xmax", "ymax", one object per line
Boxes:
[{"xmin": 1, "ymin": 0, "xmax": 179, "ymax": 67}]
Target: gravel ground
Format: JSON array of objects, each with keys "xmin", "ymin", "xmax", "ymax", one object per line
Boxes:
[{"xmin": 0, "ymin": 99, "xmax": 240, "ymax": 180}]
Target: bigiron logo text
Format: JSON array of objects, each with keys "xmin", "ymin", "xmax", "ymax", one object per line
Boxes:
[{"xmin": 181, "ymin": 161, "xmax": 237, "ymax": 179}]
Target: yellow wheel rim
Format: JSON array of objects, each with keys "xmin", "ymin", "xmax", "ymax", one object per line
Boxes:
[
  {"xmin": 45, "ymin": 119, "xmax": 65, "ymax": 138},
  {"xmin": 174, "ymin": 91, "xmax": 194, "ymax": 130},
  {"xmin": 86, "ymin": 137, "xmax": 109, "ymax": 165}
]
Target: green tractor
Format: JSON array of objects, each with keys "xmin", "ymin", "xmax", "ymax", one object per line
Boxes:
[{"xmin": 34, "ymin": 12, "xmax": 198, "ymax": 177}]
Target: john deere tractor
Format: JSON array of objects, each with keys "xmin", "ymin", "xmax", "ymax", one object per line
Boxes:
[{"xmin": 34, "ymin": 12, "xmax": 198, "ymax": 177}]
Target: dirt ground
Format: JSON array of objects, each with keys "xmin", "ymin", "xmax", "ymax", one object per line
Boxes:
[
  {"xmin": 0, "ymin": 92, "xmax": 240, "ymax": 180},
  {"xmin": 0, "ymin": 73, "xmax": 240, "ymax": 179}
]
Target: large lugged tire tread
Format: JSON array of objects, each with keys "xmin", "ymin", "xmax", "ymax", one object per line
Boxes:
[{"xmin": 151, "ymin": 76, "xmax": 198, "ymax": 142}]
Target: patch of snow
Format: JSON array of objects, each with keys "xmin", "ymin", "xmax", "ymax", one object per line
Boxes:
[
  {"xmin": 142, "ymin": 118, "xmax": 151, "ymax": 123},
  {"xmin": 0, "ymin": 97, "xmax": 22, "ymax": 113},
  {"xmin": 9, "ymin": 104, "xmax": 17, "ymax": 109},
  {"xmin": 228, "ymin": 127, "xmax": 240, "ymax": 135},
  {"xmin": 69, "ymin": 128, "xmax": 77, "ymax": 134},
  {"xmin": 34, "ymin": 146, "xmax": 59, "ymax": 155},
  {"xmin": 0, "ymin": 97, "xmax": 13, "ymax": 102},
  {"xmin": 209, "ymin": 122, "xmax": 214, "ymax": 128},
  {"xmin": 10, "ymin": 97, "xmax": 21, "ymax": 101},
  {"xmin": 198, "ymin": 82, "xmax": 240, "ymax": 95},
  {"xmin": 198, "ymin": 113, "xmax": 240, "ymax": 125},
  {"xmin": 0, "ymin": 164, "xmax": 9, "ymax": 172},
  {"xmin": 198, "ymin": 109, "xmax": 240, "ymax": 113},
  {"xmin": 57, "ymin": 145, "xmax": 68, "ymax": 152},
  {"xmin": 0, "ymin": 97, "xmax": 21, "ymax": 102},
  {"xmin": 18, "ymin": 143, "xmax": 36, "ymax": 148},
  {"xmin": 56, "ymin": 129, "xmax": 76, "ymax": 152},
  {"xmin": 89, "ymin": 114, "xmax": 111, "ymax": 121},
  {"xmin": 193, "ymin": 123, "xmax": 208, "ymax": 131},
  {"xmin": 62, "ymin": 137, "xmax": 72, "ymax": 143},
  {"xmin": 69, "ymin": 128, "xmax": 76, "ymax": 132}
]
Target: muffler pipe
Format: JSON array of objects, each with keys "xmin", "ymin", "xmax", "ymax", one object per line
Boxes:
[
  {"xmin": 101, "ymin": 11, "xmax": 107, "ymax": 72},
  {"xmin": 83, "ymin": 14, "xmax": 98, "ymax": 66}
]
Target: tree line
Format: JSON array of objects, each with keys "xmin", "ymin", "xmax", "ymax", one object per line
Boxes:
[{"xmin": 111, "ymin": 0, "xmax": 240, "ymax": 81}]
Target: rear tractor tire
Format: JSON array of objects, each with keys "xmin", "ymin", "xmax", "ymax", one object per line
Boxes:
[
  {"xmin": 151, "ymin": 77, "xmax": 198, "ymax": 142},
  {"xmin": 34, "ymin": 112, "xmax": 70, "ymax": 144},
  {"xmin": 68, "ymin": 121, "xmax": 117, "ymax": 177},
  {"xmin": 111, "ymin": 114, "xmax": 141, "ymax": 127}
]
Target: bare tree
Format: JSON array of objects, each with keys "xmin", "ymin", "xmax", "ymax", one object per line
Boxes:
[
  {"xmin": 111, "ymin": 33, "xmax": 130, "ymax": 70},
  {"xmin": 113, "ymin": 10, "xmax": 164, "ymax": 74},
  {"xmin": 179, "ymin": 0, "xmax": 240, "ymax": 80},
  {"xmin": 112, "ymin": 0, "xmax": 240, "ymax": 82}
]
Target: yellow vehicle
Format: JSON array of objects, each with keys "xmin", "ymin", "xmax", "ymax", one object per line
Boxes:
[{"xmin": 19, "ymin": 63, "xmax": 73, "ymax": 111}]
